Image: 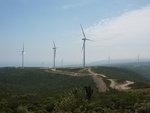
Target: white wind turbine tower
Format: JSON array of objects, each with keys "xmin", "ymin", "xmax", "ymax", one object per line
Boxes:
[
  {"xmin": 80, "ymin": 24, "xmax": 91, "ymax": 68},
  {"xmin": 52, "ymin": 41, "xmax": 57, "ymax": 69},
  {"xmin": 21, "ymin": 44, "xmax": 25, "ymax": 68}
]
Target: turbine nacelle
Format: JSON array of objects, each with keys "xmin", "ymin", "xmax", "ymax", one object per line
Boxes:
[
  {"xmin": 53, "ymin": 47, "xmax": 56, "ymax": 50},
  {"xmin": 22, "ymin": 50, "xmax": 26, "ymax": 54},
  {"xmin": 82, "ymin": 38, "xmax": 92, "ymax": 41},
  {"xmin": 82, "ymin": 38, "xmax": 86, "ymax": 41}
]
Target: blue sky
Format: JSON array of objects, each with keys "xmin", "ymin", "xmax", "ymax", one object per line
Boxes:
[{"xmin": 0, "ymin": 0, "xmax": 150, "ymax": 67}]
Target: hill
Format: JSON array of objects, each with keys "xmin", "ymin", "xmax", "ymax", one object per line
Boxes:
[
  {"xmin": 92, "ymin": 66, "xmax": 150, "ymax": 89},
  {"xmin": 0, "ymin": 67, "xmax": 94, "ymax": 95},
  {"xmin": 112, "ymin": 61, "xmax": 150, "ymax": 79},
  {"xmin": 0, "ymin": 67, "xmax": 149, "ymax": 113}
]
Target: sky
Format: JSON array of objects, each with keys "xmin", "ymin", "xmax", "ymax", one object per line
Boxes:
[{"xmin": 0, "ymin": 0, "xmax": 150, "ymax": 67}]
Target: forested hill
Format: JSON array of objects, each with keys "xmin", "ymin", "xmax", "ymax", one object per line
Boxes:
[
  {"xmin": 0, "ymin": 67, "xmax": 149, "ymax": 113},
  {"xmin": 112, "ymin": 62, "xmax": 150, "ymax": 79}
]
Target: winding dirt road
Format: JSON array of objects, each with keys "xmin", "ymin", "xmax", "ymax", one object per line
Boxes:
[
  {"xmin": 46, "ymin": 68, "xmax": 134, "ymax": 92},
  {"xmin": 87, "ymin": 68, "xmax": 134, "ymax": 92},
  {"xmin": 88, "ymin": 68, "xmax": 108, "ymax": 92}
]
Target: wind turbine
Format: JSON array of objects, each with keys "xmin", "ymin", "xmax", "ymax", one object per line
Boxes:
[
  {"xmin": 52, "ymin": 41, "xmax": 57, "ymax": 69},
  {"xmin": 80, "ymin": 24, "xmax": 91, "ymax": 68},
  {"xmin": 21, "ymin": 44, "xmax": 25, "ymax": 68}
]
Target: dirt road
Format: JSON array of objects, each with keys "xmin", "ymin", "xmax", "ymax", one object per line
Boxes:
[
  {"xmin": 88, "ymin": 68, "xmax": 108, "ymax": 92},
  {"xmin": 46, "ymin": 68, "xmax": 134, "ymax": 92},
  {"xmin": 87, "ymin": 68, "xmax": 134, "ymax": 91}
]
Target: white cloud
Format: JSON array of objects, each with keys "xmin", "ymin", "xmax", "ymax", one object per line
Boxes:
[{"xmin": 85, "ymin": 5, "xmax": 150, "ymax": 61}]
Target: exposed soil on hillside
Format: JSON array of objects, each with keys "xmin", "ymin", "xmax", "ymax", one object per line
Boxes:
[
  {"xmin": 88, "ymin": 68, "xmax": 109, "ymax": 92},
  {"xmin": 45, "ymin": 68, "xmax": 135, "ymax": 92},
  {"xmin": 108, "ymin": 79, "xmax": 134, "ymax": 91}
]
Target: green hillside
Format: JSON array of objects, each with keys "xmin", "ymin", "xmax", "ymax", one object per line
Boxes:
[
  {"xmin": 112, "ymin": 62, "xmax": 150, "ymax": 79},
  {"xmin": 0, "ymin": 67, "xmax": 149, "ymax": 113},
  {"xmin": 92, "ymin": 66, "xmax": 150, "ymax": 88},
  {"xmin": 0, "ymin": 67, "xmax": 94, "ymax": 95},
  {"xmin": 92, "ymin": 66, "xmax": 149, "ymax": 82}
]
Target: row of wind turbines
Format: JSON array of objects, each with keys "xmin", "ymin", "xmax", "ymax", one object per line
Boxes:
[
  {"xmin": 52, "ymin": 24, "xmax": 91, "ymax": 69},
  {"xmin": 20, "ymin": 25, "xmax": 141, "ymax": 69},
  {"xmin": 21, "ymin": 25, "xmax": 91, "ymax": 69}
]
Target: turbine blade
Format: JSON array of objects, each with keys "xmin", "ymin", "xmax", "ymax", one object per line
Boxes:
[
  {"xmin": 80, "ymin": 24, "xmax": 86, "ymax": 39},
  {"xmin": 53, "ymin": 41, "xmax": 56, "ymax": 48},
  {"xmin": 81, "ymin": 42, "xmax": 85, "ymax": 52},
  {"xmin": 86, "ymin": 38, "xmax": 92, "ymax": 41}
]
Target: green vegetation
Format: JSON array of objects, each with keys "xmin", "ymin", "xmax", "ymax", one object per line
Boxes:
[
  {"xmin": 114, "ymin": 62, "xmax": 150, "ymax": 79},
  {"xmin": 92, "ymin": 66, "xmax": 148, "ymax": 82},
  {"xmin": 0, "ymin": 67, "xmax": 94, "ymax": 95},
  {"xmin": 0, "ymin": 67, "xmax": 150, "ymax": 113},
  {"xmin": 0, "ymin": 87, "xmax": 150, "ymax": 113},
  {"xmin": 92, "ymin": 66, "xmax": 150, "ymax": 88}
]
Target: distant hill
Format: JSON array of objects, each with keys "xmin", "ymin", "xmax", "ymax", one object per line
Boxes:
[
  {"xmin": 111, "ymin": 62, "xmax": 150, "ymax": 79},
  {"xmin": 89, "ymin": 59, "xmax": 150, "ymax": 66},
  {"xmin": 92, "ymin": 66, "xmax": 150, "ymax": 89},
  {"xmin": 89, "ymin": 60, "xmax": 150, "ymax": 79}
]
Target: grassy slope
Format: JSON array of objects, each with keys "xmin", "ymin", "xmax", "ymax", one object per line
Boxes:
[
  {"xmin": 0, "ymin": 67, "xmax": 150, "ymax": 113},
  {"xmin": 0, "ymin": 68, "xmax": 94, "ymax": 95},
  {"xmin": 92, "ymin": 66, "xmax": 150, "ymax": 88},
  {"xmin": 114, "ymin": 62, "xmax": 150, "ymax": 79}
]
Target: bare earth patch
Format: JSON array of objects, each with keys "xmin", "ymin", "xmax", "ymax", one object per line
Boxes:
[
  {"xmin": 45, "ymin": 68, "xmax": 135, "ymax": 92},
  {"xmin": 108, "ymin": 79, "xmax": 134, "ymax": 91},
  {"xmin": 88, "ymin": 68, "xmax": 109, "ymax": 92}
]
